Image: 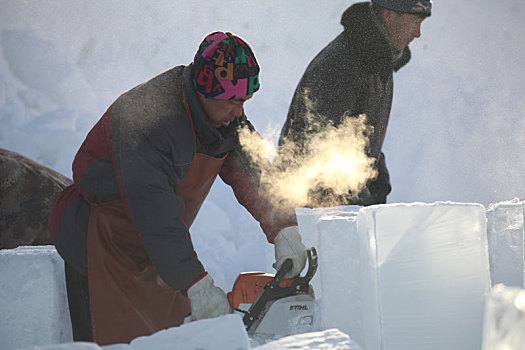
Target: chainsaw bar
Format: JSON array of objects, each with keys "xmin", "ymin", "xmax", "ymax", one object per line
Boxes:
[{"xmin": 242, "ymin": 247, "xmax": 318, "ymax": 332}]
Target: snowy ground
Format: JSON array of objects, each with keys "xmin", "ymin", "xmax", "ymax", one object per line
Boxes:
[{"xmin": 1, "ymin": 0, "xmax": 525, "ymax": 349}]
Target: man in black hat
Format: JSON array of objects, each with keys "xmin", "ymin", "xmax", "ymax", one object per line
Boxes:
[{"xmin": 276, "ymin": 0, "xmax": 431, "ymax": 207}]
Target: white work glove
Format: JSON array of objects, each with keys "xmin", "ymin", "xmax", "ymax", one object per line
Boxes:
[
  {"xmin": 187, "ymin": 274, "xmax": 232, "ymax": 321},
  {"xmin": 273, "ymin": 226, "xmax": 307, "ymax": 279}
]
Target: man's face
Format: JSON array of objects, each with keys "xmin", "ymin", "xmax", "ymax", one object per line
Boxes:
[
  {"xmin": 198, "ymin": 94, "xmax": 253, "ymax": 128},
  {"xmin": 384, "ymin": 12, "xmax": 426, "ymax": 51}
]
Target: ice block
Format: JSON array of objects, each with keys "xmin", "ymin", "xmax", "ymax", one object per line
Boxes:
[
  {"xmin": 317, "ymin": 212, "xmax": 362, "ymax": 346},
  {"xmin": 481, "ymin": 284, "xmax": 525, "ymax": 350},
  {"xmin": 295, "ymin": 205, "xmax": 361, "ymax": 299},
  {"xmin": 357, "ymin": 202, "xmax": 491, "ymax": 350},
  {"xmin": 486, "ymin": 199, "xmax": 525, "ymax": 287},
  {"xmin": 0, "ymin": 246, "xmax": 73, "ymax": 350}
]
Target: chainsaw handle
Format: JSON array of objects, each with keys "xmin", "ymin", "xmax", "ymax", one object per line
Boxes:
[
  {"xmin": 242, "ymin": 248, "xmax": 317, "ymax": 332},
  {"xmin": 242, "ymin": 259, "xmax": 293, "ymax": 331},
  {"xmin": 275, "ymin": 247, "xmax": 316, "ymax": 283},
  {"xmin": 273, "ymin": 259, "xmax": 293, "ymax": 283},
  {"xmin": 304, "ymin": 247, "xmax": 318, "ymax": 281}
]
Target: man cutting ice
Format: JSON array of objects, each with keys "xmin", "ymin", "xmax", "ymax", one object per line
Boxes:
[{"xmin": 48, "ymin": 31, "xmax": 306, "ymax": 346}]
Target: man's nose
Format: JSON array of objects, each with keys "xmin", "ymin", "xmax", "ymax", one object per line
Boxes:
[
  {"xmin": 414, "ymin": 23, "xmax": 422, "ymax": 38},
  {"xmin": 232, "ymin": 103, "xmax": 244, "ymax": 117}
]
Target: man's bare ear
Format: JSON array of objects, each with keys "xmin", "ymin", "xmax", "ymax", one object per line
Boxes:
[
  {"xmin": 380, "ymin": 8, "xmax": 400, "ymax": 25},
  {"xmin": 376, "ymin": 7, "xmax": 388, "ymax": 21}
]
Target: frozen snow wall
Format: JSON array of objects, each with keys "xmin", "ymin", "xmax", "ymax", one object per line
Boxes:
[
  {"xmin": 315, "ymin": 202, "xmax": 491, "ymax": 350},
  {"xmin": 0, "ymin": 246, "xmax": 73, "ymax": 350},
  {"xmin": 486, "ymin": 199, "xmax": 525, "ymax": 288}
]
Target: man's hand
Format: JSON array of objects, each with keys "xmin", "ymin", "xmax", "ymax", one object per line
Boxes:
[
  {"xmin": 187, "ymin": 274, "xmax": 232, "ymax": 321},
  {"xmin": 273, "ymin": 226, "xmax": 307, "ymax": 279}
]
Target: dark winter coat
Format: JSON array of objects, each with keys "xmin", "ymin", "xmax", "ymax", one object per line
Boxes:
[
  {"xmin": 278, "ymin": 2, "xmax": 411, "ymax": 206},
  {"xmin": 49, "ymin": 65, "xmax": 291, "ymax": 290}
]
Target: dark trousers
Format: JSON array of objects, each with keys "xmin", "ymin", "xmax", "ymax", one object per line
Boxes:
[{"xmin": 65, "ymin": 263, "xmax": 93, "ymax": 342}]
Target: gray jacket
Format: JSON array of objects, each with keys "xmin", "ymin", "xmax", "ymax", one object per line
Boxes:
[
  {"xmin": 278, "ymin": 2, "xmax": 410, "ymax": 206},
  {"xmin": 51, "ymin": 65, "xmax": 293, "ymax": 290}
]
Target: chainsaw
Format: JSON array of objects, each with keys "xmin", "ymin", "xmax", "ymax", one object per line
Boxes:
[{"xmin": 227, "ymin": 247, "xmax": 318, "ymax": 341}]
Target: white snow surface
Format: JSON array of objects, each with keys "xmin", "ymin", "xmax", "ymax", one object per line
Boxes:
[{"xmin": 1, "ymin": 0, "xmax": 525, "ymax": 349}]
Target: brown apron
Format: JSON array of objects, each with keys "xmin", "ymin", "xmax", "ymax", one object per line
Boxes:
[{"xmin": 87, "ymin": 93, "xmax": 226, "ymax": 345}]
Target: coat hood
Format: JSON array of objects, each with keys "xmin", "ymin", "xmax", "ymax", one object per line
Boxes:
[{"xmin": 341, "ymin": 2, "xmax": 411, "ymax": 74}]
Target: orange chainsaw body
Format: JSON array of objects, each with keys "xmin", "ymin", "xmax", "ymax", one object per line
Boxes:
[{"xmin": 227, "ymin": 271, "xmax": 294, "ymax": 309}]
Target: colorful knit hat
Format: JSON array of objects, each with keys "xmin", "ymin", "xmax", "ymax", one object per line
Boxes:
[{"xmin": 193, "ymin": 31, "xmax": 260, "ymax": 100}]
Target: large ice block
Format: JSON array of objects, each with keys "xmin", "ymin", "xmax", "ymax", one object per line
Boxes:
[
  {"xmin": 296, "ymin": 206, "xmax": 362, "ymax": 249},
  {"xmin": 357, "ymin": 202, "xmax": 491, "ymax": 350},
  {"xmin": 316, "ymin": 212, "xmax": 362, "ymax": 346},
  {"xmin": 294, "ymin": 206, "xmax": 361, "ymax": 299},
  {"xmin": 486, "ymin": 199, "xmax": 525, "ymax": 287},
  {"xmin": 0, "ymin": 246, "xmax": 73, "ymax": 350},
  {"xmin": 481, "ymin": 284, "xmax": 525, "ymax": 350}
]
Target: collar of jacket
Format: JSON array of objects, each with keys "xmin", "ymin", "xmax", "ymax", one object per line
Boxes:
[
  {"xmin": 182, "ymin": 65, "xmax": 226, "ymax": 155},
  {"xmin": 341, "ymin": 2, "xmax": 411, "ymax": 75}
]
